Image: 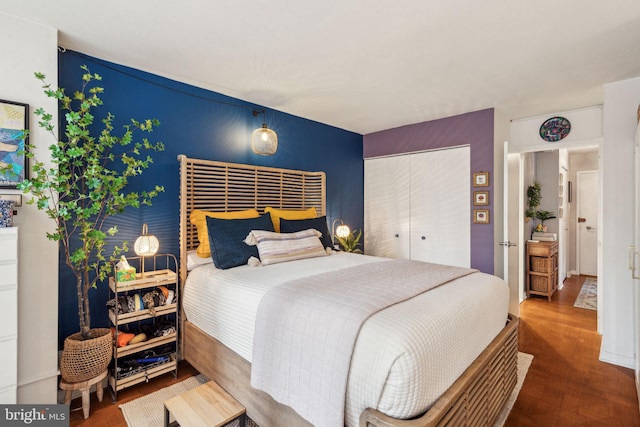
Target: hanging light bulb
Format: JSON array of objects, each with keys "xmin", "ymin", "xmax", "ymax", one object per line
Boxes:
[
  {"xmin": 252, "ymin": 110, "xmax": 278, "ymax": 155},
  {"xmin": 336, "ymin": 224, "xmax": 350, "ymax": 239},
  {"xmin": 134, "ymin": 223, "xmax": 159, "ymax": 277}
]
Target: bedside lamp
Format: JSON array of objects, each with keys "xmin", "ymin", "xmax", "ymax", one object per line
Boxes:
[
  {"xmin": 331, "ymin": 218, "xmax": 351, "ymax": 250},
  {"xmin": 134, "ymin": 223, "xmax": 159, "ymax": 277}
]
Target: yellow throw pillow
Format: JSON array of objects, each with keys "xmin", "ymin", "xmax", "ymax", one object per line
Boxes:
[
  {"xmin": 264, "ymin": 206, "xmax": 317, "ymax": 232},
  {"xmin": 190, "ymin": 209, "xmax": 260, "ymax": 257}
]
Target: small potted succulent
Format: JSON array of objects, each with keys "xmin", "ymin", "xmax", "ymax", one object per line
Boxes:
[
  {"xmin": 534, "ymin": 210, "xmax": 556, "ymax": 232},
  {"xmin": 336, "ymin": 229, "xmax": 363, "ymax": 253}
]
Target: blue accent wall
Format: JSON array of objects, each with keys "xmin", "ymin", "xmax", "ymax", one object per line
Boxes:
[{"xmin": 57, "ymin": 51, "xmax": 363, "ymax": 345}]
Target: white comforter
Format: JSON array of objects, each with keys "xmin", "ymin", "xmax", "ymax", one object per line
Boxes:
[{"xmin": 183, "ymin": 253, "xmax": 509, "ymax": 427}]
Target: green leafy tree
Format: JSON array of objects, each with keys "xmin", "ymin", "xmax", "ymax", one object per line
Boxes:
[{"xmin": 3, "ymin": 66, "xmax": 164, "ymax": 339}]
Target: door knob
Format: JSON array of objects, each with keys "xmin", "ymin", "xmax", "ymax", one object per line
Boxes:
[{"xmin": 586, "ymin": 226, "xmax": 596, "ymax": 230}]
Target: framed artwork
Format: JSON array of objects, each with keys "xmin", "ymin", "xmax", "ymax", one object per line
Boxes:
[
  {"xmin": 473, "ymin": 209, "xmax": 490, "ymax": 224},
  {"xmin": 473, "ymin": 191, "xmax": 489, "ymax": 206},
  {"xmin": 0, "ymin": 99, "xmax": 29, "ymax": 188},
  {"xmin": 473, "ymin": 172, "xmax": 489, "ymax": 187}
]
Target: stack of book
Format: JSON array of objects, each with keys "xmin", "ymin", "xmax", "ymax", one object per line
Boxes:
[{"xmin": 532, "ymin": 232, "xmax": 557, "ymax": 241}]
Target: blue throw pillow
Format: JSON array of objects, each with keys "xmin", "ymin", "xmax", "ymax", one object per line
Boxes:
[
  {"xmin": 206, "ymin": 213, "xmax": 275, "ymax": 269},
  {"xmin": 280, "ymin": 216, "xmax": 333, "ymax": 249}
]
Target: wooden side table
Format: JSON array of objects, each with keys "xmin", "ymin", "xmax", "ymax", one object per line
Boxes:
[
  {"xmin": 60, "ymin": 369, "xmax": 108, "ymax": 419},
  {"xmin": 164, "ymin": 380, "xmax": 246, "ymax": 427},
  {"xmin": 526, "ymin": 240, "xmax": 559, "ymax": 301}
]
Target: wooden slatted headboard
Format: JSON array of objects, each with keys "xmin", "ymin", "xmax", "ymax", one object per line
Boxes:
[{"xmin": 178, "ymin": 155, "xmax": 326, "ymax": 285}]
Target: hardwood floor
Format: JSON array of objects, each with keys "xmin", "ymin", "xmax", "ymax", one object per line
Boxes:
[
  {"xmin": 70, "ymin": 275, "xmax": 639, "ymax": 426},
  {"xmin": 68, "ymin": 362, "xmax": 199, "ymax": 426},
  {"xmin": 506, "ymin": 275, "xmax": 640, "ymax": 426}
]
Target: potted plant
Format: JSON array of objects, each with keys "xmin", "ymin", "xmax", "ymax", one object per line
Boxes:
[
  {"xmin": 336, "ymin": 229, "xmax": 363, "ymax": 253},
  {"xmin": 526, "ymin": 181, "xmax": 541, "ymax": 221},
  {"xmin": 535, "ymin": 210, "xmax": 556, "ymax": 232},
  {"xmin": 2, "ymin": 66, "xmax": 164, "ymax": 382}
]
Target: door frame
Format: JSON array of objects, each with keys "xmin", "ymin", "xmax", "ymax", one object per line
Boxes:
[{"xmin": 506, "ymin": 142, "xmax": 602, "ymax": 333}]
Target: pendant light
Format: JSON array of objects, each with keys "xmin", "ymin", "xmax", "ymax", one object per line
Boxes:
[{"xmin": 251, "ymin": 109, "xmax": 278, "ymax": 156}]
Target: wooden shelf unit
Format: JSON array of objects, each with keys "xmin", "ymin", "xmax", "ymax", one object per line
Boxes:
[
  {"xmin": 108, "ymin": 254, "xmax": 178, "ymax": 400},
  {"xmin": 526, "ymin": 241, "xmax": 558, "ymax": 301}
]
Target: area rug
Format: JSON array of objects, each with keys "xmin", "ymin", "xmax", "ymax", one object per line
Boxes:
[
  {"xmin": 120, "ymin": 353, "xmax": 533, "ymax": 427},
  {"xmin": 574, "ymin": 277, "xmax": 597, "ymax": 310},
  {"xmin": 494, "ymin": 351, "xmax": 533, "ymax": 427},
  {"xmin": 120, "ymin": 374, "xmax": 257, "ymax": 427}
]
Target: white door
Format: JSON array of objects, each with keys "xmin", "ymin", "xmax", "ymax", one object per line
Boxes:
[
  {"xmin": 364, "ymin": 156, "xmax": 411, "ymax": 258},
  {"xmin": 577, "ymin": 170, "xmax": 598, "ymax": 276},
  {"xmin": 410, "ymin": 147, "xmax": 470, "ymax": 267},
  {"xmin": 503, "ymin": 145, "xmax": 523, "ymax": 316}
]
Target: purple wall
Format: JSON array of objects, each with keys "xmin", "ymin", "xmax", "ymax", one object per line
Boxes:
[{"xmin": 363, "ymin": 108, "xmax": 495, "ymax": 273}]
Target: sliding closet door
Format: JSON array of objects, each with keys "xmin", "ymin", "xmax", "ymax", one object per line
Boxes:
[
  {"xmin": 364, "ymin": 155, "xmax": 411, "ymax": 258},
  {"xmin": 410, "ymin": 147, "xmax": 470, "ymax": 267}
]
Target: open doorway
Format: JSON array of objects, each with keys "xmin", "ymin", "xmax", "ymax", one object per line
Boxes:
[{"xmin": 507, "ymin": 145, "xmax": 600, "ymax": 328}]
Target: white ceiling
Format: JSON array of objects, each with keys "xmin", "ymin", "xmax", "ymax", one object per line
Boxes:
[{"xmin": 3, "ymin": 0, "xmax": 640, "ymax": 135}]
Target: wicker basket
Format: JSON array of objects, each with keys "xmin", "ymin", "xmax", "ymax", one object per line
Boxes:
[
  {"xmin": 531, "ymin": 275, "xmax": 549, "ymax": 292},
  {"xmin": 60, "ymin": 328, "xmax": 113, "ymax": 383},
  {"xmin": 531, "ymin": 256, "xmax": 548, "ymax": 273}
]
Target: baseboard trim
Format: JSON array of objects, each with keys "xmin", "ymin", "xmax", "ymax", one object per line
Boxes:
[{"xmin": 599, "ymin": 350, "xmax": 635, "ymax": 369}]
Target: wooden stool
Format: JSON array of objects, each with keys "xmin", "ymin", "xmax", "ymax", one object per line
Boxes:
[
  {"xmin": 59, "ymin": 370, "xmax": 108, "ymax": 419},
  {"xmin": 164, "ymin": 380, "xmax": 246, "ymax": 427}
]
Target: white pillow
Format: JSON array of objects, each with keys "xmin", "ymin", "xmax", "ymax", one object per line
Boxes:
[
  {"xmin": 244, "ymin": 229, "xmax": 328, "ymax": 266},
  {"xmin": 186, "ymin": 250, "xmax": 214, "ymax": 271}
]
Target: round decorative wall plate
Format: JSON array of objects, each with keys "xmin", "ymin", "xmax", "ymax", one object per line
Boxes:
[{"xmin": 539, "ymin": 116, "xmax": 571, "ymax": 142}]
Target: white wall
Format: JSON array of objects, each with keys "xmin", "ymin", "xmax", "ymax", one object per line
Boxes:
[
  {"xmin": 511, "ymin": 106, "xmax": 603, "ymax": 151},
  {"xmin": 535, "ymin": 151, "xmax": 560, "ymax": 234},
  {"xmin": 0, "ymin": 12, "xmax": 59, "ymax": 403},
  {"xmin": 600, "ymin": 77, "xmax": 640, "ymax": 368}
]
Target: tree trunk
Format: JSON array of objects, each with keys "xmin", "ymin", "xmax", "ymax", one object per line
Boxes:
[{"xmin": 77, "ymin": 274, "xmax": 91, "ymax": 340}]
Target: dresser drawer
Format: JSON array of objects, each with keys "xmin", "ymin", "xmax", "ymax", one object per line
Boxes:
[
  {"xmin": 0, "ymin": 263, "xmax": 17, "ymax": 288},
  {"xmin": 0, "ymin": 289, "xmax": 17, "ymax": 336},
  {"xmin": 527, "ymin": 242, "xmax": 557, "ymax": 256},
  {"xmin": 0, "ymin": 384, "xmax": 16, "ymax": 404},
  {"xmin": 0, "ymin": 228, "xmax": 17, "ymax": 262},
  {"xmin": 0, "ymin": 338, "xmax": 17, "ymax": 390}
]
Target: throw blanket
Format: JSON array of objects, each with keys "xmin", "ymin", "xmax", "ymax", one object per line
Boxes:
[{"xmin": 251, "ymin": 259, "xmax": 477, "ymax": 427}]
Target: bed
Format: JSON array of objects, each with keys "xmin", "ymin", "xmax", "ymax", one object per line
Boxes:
[{"xmin": 178, "ymin": 155, "xmax": 518, "ymax": 427}]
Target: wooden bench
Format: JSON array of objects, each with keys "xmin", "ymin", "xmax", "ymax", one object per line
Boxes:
[{"xmin": 164, "ymin": 380, "xmax": 246, "ymax": 427}]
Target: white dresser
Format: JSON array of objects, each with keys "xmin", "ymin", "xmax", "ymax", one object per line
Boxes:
[{"xmin": 0, "ymin": 227, "xmax": 17, "ymax": 403}]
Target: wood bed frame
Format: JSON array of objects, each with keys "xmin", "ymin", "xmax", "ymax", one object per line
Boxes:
[{"xmin": 178, "ymin": 155, "xmax": 519, "ymax": 427}]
